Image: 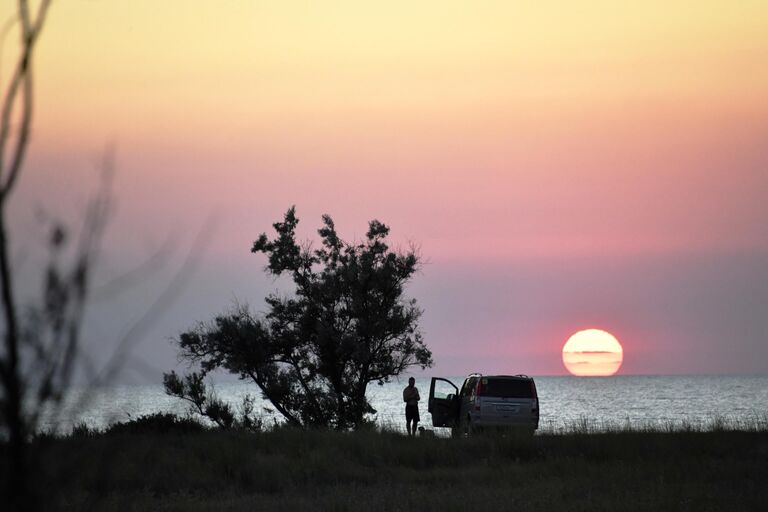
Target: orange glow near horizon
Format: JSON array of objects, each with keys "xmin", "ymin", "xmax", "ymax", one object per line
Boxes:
[{"xmin": 562, "ymin": 329, "xmax": 624, "ymax": 376}]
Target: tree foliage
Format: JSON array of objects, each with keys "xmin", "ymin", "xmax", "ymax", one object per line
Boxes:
[
  {"xmin": 166, "ymin": 207, "xmax": 432, "ymax": 429},
  {"xmin": 164, "ymin": 371, "xmax": 262, "ymax": 431}
]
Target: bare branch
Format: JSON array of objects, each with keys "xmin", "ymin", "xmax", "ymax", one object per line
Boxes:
[{"xmin": 0, "ymin": 0, "xmax": 52, "ymax": 199}]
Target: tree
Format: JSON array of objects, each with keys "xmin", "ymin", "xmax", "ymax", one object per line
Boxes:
[
  {"xmin": 0, "ymin": 1, "xmax": 58, "ymax": 506},
  {"xmin": 166, "ymin": 207, "xmax": 432, "ymax": 430},
  {"xmin": 0, "ymin": 4, "xmax": 199, "ymax": 508}
]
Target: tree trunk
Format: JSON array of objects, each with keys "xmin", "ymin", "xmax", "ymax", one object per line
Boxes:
[{"xmin": 0, "ymin": 209, "xmax": 27, "ymax": 508}]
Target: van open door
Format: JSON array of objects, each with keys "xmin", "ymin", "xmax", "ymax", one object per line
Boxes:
[{"xmin": 428, "ymin": 377, "xmax": 459, "ymax": 427}]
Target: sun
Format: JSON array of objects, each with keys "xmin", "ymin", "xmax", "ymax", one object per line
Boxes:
[{"xmin": 562, "ymin": 329, "xmax": 623, "ymax": 376}]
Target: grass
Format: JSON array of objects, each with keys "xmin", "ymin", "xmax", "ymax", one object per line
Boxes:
[
  {"xmin": 3, "ymin": 416, "xmax": 768, "ymax": 511},
  {"xmin": 542, "ymin": 412, "xmax": 768, "ymax": 435}
]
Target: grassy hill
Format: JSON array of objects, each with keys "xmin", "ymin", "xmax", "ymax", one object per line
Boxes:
[{"xmin": 3, "ymin": 417, "xmax": 767, "ymax": 511}]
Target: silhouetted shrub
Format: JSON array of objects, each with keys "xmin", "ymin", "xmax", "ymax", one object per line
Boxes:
[
  {"xmin": 104, "ymin": 413, "xmax": 206, "ymax": 436},
  {"xmin": 70, "ymin": 422, "xmax": 99, "ymax": 438}
]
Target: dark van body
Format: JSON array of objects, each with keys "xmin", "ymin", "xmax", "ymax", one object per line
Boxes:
[{"xmin": 428, "ymin": 374, "xmax": 539, "ymax": 434}]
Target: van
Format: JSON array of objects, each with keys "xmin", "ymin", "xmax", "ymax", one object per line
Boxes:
[{"xmin": 428, "ymin": 374, "xmax": 539, "ymax": 434}]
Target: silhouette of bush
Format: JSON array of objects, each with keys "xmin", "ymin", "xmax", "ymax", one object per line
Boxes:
[
  {"xmin": 70, "ymin": 422, "xmax": 99, "ymax": 438},
  {"xmin": 104, "ymin": 413, "xmax": 206, "ymax": 436}
]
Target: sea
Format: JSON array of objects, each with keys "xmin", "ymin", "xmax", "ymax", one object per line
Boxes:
[{"xmin": 41, "ymin": 375, "xmax": 768, "ymax": 435}]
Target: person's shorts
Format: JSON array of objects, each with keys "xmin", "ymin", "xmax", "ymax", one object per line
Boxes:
[{"xmin": 405, "ymin": 404, "xmax": 420, "ymax": 422}]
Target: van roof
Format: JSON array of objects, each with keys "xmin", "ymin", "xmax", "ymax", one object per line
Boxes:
[{"xmin": 466, "ymin": 373, "xmax": 533, "ymax": 380}]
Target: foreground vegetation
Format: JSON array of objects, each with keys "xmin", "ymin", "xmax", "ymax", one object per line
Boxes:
[{"xmin": 2, "ymin": 415, "xmax": 767, "ymax": 511}]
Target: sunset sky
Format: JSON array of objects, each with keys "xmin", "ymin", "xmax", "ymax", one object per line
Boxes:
[{"xmin": 7, "ymin": 1, "xmax": 768, "ymax": 379}]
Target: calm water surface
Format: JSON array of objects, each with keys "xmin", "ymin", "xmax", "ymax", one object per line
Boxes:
[{"xmin": 48, "ymin": 375, "xmax": 768, "ymax": 434}]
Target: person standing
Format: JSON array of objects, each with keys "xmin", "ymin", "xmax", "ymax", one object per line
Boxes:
[{"xmin": 403, "ymin": 377, "xmax": 420, "ymax": 436}]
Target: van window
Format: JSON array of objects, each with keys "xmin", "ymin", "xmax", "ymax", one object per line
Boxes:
[
  {"xmin": 433, "ymin": 379, "xmax": 458, "ymax": 399},
  {"xmin": 481, "ymin": 378, "xmax": 533, "ymax": 398}
]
